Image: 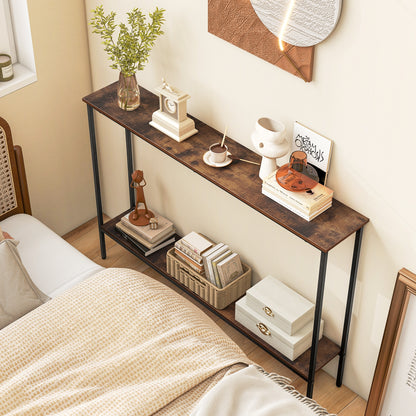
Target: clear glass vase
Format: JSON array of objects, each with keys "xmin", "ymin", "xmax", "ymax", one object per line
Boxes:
[{"xmin": 117, "ymin": 72, "xmax": 140, "ymax": 111}]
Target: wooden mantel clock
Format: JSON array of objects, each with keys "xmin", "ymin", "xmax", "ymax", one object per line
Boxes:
[{"xmin": 149, "ymin": 79, "xmax": 198, "ymax": 142}]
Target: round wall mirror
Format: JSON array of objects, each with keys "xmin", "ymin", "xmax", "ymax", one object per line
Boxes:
[{"xmin": 250, "ymin": 0, "xmax": 343, "ymax": 47}]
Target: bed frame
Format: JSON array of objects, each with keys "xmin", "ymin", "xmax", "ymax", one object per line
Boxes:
[{"xmin": 0, "ymin": 116, "xmax": 31, "ymax": 221}]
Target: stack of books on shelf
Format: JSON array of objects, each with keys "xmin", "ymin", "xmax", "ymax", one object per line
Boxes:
[
  {"xmin": 116, "ymin": 209, "xmax": 176, "ymax": 257},
  {"xmin": 174, "ymin": 231, "xmax": 212, "ymax": 275},
  {"xmin": 174, "ymin": 231, "xmax": 244, "ymax": 289},
  {"xmin": 262, "ymin": 171, "xmax": 333, "ymax": 221},
  {"xmin": 235, "ymin": 275, "xmax": 324, "ymax": 361}
]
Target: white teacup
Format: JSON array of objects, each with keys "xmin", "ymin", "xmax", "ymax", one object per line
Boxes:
[{"xmin": 209, "ymin": 143, "xmax": 228, "ymax": 164}]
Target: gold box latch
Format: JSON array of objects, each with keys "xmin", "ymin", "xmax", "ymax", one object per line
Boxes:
[{"xmin": 256, "ymin": 322, "xmax": 271, "ymax": 336}]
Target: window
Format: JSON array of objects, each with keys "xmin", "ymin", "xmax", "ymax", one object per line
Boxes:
[
  {"xmin": 0, "ymin": 0, "xmax": 37, "ymax": 97},
  {"xmin": 0, "ymin": 0, "xmax": 16, "ymax": 62}
]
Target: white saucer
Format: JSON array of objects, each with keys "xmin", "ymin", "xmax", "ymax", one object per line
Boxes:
[{"xmin": 203, "ymin": 151, "xmax": 232, "ymax": 168}]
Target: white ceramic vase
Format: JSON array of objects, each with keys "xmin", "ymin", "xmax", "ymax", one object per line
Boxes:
[{"xmin": 251, "ymin": 117, "xmax": 289, "ymax": 180}]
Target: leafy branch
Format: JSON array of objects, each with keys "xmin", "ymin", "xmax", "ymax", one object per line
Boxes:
[{"xmin": 90, "ymin": 5, "xmax": 165, "ymax": 76}]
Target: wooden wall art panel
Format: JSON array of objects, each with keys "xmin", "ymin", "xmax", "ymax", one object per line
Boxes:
[{"xmin": 208, "ymin": 0, "xmax": 314, "ymax": 82}]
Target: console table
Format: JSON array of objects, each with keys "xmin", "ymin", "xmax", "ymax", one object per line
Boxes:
[{"xmin": 83, "ymin": 82, "xmax": 369, "ymax": 398}]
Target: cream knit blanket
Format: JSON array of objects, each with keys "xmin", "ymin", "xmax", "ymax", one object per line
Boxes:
[{"xmin": 0, "ymin": 268, "xmax": 249, "ymax": 415}]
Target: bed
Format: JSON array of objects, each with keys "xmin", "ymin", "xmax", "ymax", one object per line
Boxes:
[{"xmin": 0, "ymin": 116, "xmax": 334, "ymax": 415}]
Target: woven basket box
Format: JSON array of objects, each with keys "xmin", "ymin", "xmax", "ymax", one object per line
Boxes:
[{"xmin": 166, "ymin": 248, "xmax": 251, "ymax": 309}]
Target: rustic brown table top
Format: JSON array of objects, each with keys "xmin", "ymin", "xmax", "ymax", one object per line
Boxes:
[{"xmin": 83, "ymin": 83, "xmax": 369, "ymax": 253}]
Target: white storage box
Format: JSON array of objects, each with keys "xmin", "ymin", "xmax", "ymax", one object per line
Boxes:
[
  {"xmin": 235, "ymin": 296, "xmax": 323, "ymax": 361},
  {"xmin": 246, "ymin": 275, "xmax": 314, "ymax": 335}
]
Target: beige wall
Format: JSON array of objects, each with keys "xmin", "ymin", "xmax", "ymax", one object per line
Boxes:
[
  {"xmin": 85, "ymin": 0, "xmax": 416, "ymax": 399},
  {"xmin": 0, "ymin": 0, "xmax": 95, "ymax": 235}
]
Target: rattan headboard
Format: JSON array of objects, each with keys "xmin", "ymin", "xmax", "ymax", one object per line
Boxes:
[{"xmin": 0, "ymin": 116, "xmax": 31, "ymax": 221}]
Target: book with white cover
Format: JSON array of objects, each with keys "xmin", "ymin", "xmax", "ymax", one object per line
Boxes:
[
  {"xmin": 180, "ymin": 231, "xmax": 213, "ymax": 255},
  {"xmin": 262, "ymin": 182, "xmax": 331, "ymax": 215},
  {"xmin": 121, "ymin": 205, "xmax": 174, "ymax": 243},
  {"xmin": 217, "ymin": 252, "xmax": 243, "ymax": 288},
  {"xmin": 262, "ymin": 188, "xmax": 332, "ymax": 221},
  {"xmin": 201, "ymin": 243, "xmax": 224, "ymax": 276},
  {"xmin": 174, "ymin": 247, "xmax": 204, "ymax": 273},
  {"xmin": 205, "ymin": 244, "xmax": 229, "ymax": 285},
  {"xmin": 116, "ymin": 222, "xmax": 176, "ymax": 257},
  {"xmin": 211, "ymin": 249, "xmax": 232, "ymax": 288},
  {"xmin": 246, "ymin": 275, "xmax": 314, "ymax": 335},
  {"xmin": 116, "ymin": 221, "xmax": 175, "ymax": 249},
  {"xmin": 174, "ymin": 240, "xmax": 203, "ymax": 264}
]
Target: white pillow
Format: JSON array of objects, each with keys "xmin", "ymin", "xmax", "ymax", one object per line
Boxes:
[{"xmin": 0, "ymin": 236, "xmax": 49, "ymax": 329}]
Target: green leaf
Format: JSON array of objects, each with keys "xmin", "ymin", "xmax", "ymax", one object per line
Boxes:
[{"xmin": 90, "ymin": 5, "xmax": 165, "ymax": 76}]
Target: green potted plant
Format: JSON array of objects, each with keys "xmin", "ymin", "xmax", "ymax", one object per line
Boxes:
[{"xmin": 90, "ymin": 5, "xmax": 165, "ymax": 111}]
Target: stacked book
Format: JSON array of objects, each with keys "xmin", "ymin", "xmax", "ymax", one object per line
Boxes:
[
  {"xmin": 262, "ymin": 171, "xmax": 333, "ymax": 221},
  {"xmin": 174, "ymin": 232, "xmax": 244, "ymax": 289},
  {"xmin": 116, "ymin": 210, "xmax": 176, "ymax": 256},
  {"xmin": 235, "ymin": 275, "xmax": 324, "ymax": 361},
  {"xmin": 174, "ymin": 231, "xmax": 213, "ymax": 275}
]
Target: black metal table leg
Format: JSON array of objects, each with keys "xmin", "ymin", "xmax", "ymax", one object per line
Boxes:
[
  {"xmin": 125, "ymin": 129, "xmax": 134, "ymax": 207},
  {"xmin": 87, "ymin": 106, "xmax": 106, "ymax": 259},
  {"xmin": 336, "ymin": 227, "xmax": 364, "ymax": 386},
  {"xmin": 307, "ymin": 251, "xmax": 328, "ymax": 398}
]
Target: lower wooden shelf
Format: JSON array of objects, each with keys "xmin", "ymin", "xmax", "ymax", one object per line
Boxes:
[{"xmin": 102, "ymin": 210, "xmax": 341, "ymax": 381}]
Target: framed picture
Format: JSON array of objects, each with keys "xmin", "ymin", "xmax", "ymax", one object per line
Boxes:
[
  {"xmin": 292, "ymin": 122, "xmax": 333, "ymax": 185},
  {"xmin": 207, "ymin": 0, "xmax": 314, "ymax": 81},
  {"xmin": 365, "ymin": 268, "xmax": 416, "ymax": 415}
]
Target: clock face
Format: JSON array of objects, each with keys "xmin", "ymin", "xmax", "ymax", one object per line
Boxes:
[{"xmin": 164, "ymin": 97, "xmax": 177, "ymax": 115}]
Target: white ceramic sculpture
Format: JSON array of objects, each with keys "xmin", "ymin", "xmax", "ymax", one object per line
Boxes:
[{"xmin": 251, "ymin": 117, "xmax": 289, "ymax": 180}]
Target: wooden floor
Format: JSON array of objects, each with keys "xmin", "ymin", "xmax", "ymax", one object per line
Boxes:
[{"xmin": 63, "ymin": 217, "xmax": 367, "ymax": 416}]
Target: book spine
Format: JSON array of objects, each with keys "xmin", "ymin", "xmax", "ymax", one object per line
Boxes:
[
  {"xmin": 263, "ymin": 183, "xmax": 308, "ymax": 210},
  {"xmin": 201, "ymin": 243, "xmax": 225, "ymax": 282},
  {"xmin": 263, "ymin": 183, "xmax": 330, "ymax": 214},
  {"xmin": 174, "ymin": 241, "xmax": 203, "ymax": 263},
  {"xmin": 212, "ymin": 266, "xmax": 222, "ymax": 288},
  {"xmin": 202, "ymin": 255, "xmax": 211, "ymax": 280},
  {"xmin": 117, "ymin": 228, "xmax": 151, "ymax": 253},
  {"xmin": 120, "ymin": 217, "xmax": 151, "ymax": 238},
  {"xmin": 174, "ymin": 250, "xmax": 205, "ymax": 274},
  {"xmin": 211, "ymin": 250, "xmax": 232, "ymax": 289},
  {"xmin": 264, "ymin": 176, "xmax": 332, "ymax": 209},
  {"xmin": 307, "ymin": 202, "xmax": 332, "ymax": 220},
  {"xmin": 262, "ymin": 188, "xmax": 311, "ymax": 221},
  {"xmin": 262, "ymin": 188, "xmax": 332, "ymax": 221},
  {"xmin": 264, "ymin": 180, "xmax": 321, "ymax": 210},
  {"xmin": 179, "ymin": 238, "xmax": 207, "ymax": 255},
  {"xmin": 121, "ymin": 215, "xmax": 173, "ymax": 243},
  {"xmin": 174, "ymin": 248, "xmax": 204, "ymax": 272},
  {"xmin": 217, "ymin": 254, "xmax": 243, "ymax": 287},
  {"xmin": 144, "ymin": 237, "xmax": 176, "ymax": 257},
  {"xmin": 211, "ymin": 256, "xmax": 225, "ymax": 288},
  {"xmin": 116, "ymin": 223, "xmax": 153, "ymax": 248},
  {"xmin": 206, "ymin": 253, "xmax": 221, "ymax": 285},
  {"xmin": 205, "ymin": 246, "xmax": 229, "ymax": 286}
]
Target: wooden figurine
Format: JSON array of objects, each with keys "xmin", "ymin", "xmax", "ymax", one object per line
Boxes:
[{"xmin": 128, "ymin": 170, "xmax": 154, "ymax": 226}]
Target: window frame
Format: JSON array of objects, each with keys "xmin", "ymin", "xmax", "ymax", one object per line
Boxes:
[
  {"xmin": 0, "ymin": 0, "xmax": 17, "ymax": 63},
  {"xmin": 0, "ymin": 0, "xmax": 37, "ymax": 97}
]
